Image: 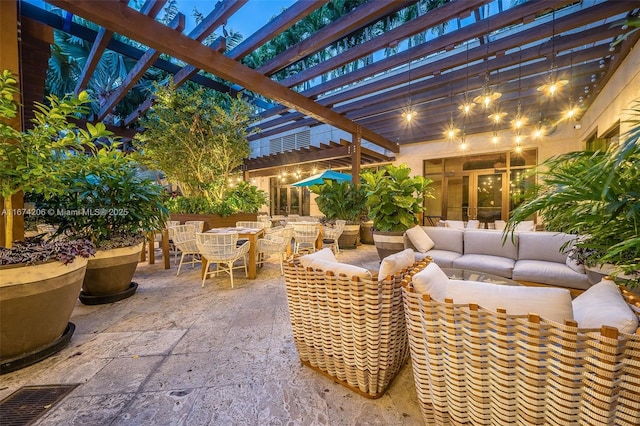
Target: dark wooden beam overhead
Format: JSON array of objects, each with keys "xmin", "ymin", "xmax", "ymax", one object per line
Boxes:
[
  {"xmin": 74, "ymin": 0, "xmax": 165, "ymax": 94},
  {"xmin": 228, "ymin": 0, "xmax": 327, "ymax": 61},
  {"xmin": 279, "ymin": 0, "xmax": 489, "ymax": 89},
  {"xmin": 49, "ymin": 0, "xmax": 399, "ymax": 153},
  {"xmin": 256, "ymin": 0, "xmax": 417, "ymax": 77},
  {"xmin": 96, "ymin": 12, "xmax": 185, "ymax": 121}
]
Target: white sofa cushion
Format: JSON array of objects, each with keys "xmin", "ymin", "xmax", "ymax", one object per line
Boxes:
[
  {"xmin": 412, "ymin": 262, "xmax": 448, "ymax": 301},
  {"xmin": 513, "ymin": 260, "xmax": 591, "ymax": 290},
  {"xmin": 452, "ymin": 254, "xmax": 516, "ymax": 278},
  {"xmin": 464, "ymin": 230, "xmax": 518, "ymax": 259},
  {"xmin": 446, "ymin": 280, "xmax": 574, "ymax": 324},
  {"xmin": 423, "ymin": 227, "xmax": 464, "ymax": 253},
  {"xmin": 572, "ymin": 279, "xmax": 639, "ymax": 334},
  {"xmin": 466, "ymin": 220, "xmax": 480, "ymax": 229},
  {"xmin": 308, "ymin": 258, "xmax": 372, "ymax": 280},
  {"xmin": 444, "ymin": 220, "xmax": 465, "ymax": 230},
  {"xmin": 517, "ymin": 232, "xmax": 577, "ymax": 263},
  {"xmin": 566, "ymin": 256, "xmax": 586, "ymax": 274},
  {"xmin": 299, "ymin": 248, "xmax": 337, "ymax": 269},
  {"xmin": 405, "ymin": 226, "xmax": 434, "ymax": 253},
  {"xmin": 420, "ymin": 250, "xmax": 462, "ymax": 268},
  {"xmin": 379, "ymin": 248, "xmax": 415, "ymax": 281}
]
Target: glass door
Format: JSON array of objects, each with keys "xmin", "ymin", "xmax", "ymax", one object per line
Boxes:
[
  {"xmin": 271, "ymin": 183, "xmax": 308, "ymax": 216},
  {"xmin": 445, "ymin": 171, "xmax": 506, "ymax": 227}
]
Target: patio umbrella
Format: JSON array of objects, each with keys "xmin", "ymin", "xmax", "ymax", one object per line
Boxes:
[{"xmin": 291, "ymin": 170, "xmax": 352, "ymax": 187}]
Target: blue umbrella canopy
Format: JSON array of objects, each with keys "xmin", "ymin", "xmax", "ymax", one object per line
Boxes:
[{"xmin": 291, "ymin": 170, "xmax": 352, "ymax": 187}]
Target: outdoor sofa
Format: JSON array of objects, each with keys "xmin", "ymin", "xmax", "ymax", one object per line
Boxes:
[
  {"xmin": 402, "ymin": 260, "xmax": 640, "ymax": 425},
  {"xmin": 404, "ymin": 226, "xmax": 590, "ymax": 289}
]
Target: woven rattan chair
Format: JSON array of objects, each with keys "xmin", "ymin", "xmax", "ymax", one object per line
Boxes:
[
  {"xmin": 293, "ymin": 224, "xmax": 319, "ymax": 254},
  {"xmin": 322, "ymin": 219, "xmax": 345, "ymax": 255},
  {"xmin": 184, "ymin": 220, "xmax": 205, "ymax": 233},
  {"xmin": 402, "ymin": 275, "xmax": 640, "ymax": 425},
  {"xmin": 283, "ymin": 254, "xmax": 429, "ymax": 398},
  {"xmin": 196, "ymin": 232, "xmax": 250, "ymax": 288},
  {"xmin": 256, "ymin": 227, "xmax": 293, "ymax": 274},
  {"xmin": 235, "ymin": 221, "xmax": 265, "ymax": 230},
  {"xmin": 172, "ymin": 224, "xmax": 200, "ymax": 276}
]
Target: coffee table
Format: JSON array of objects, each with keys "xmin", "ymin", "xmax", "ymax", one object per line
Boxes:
[{"xmin": 440, "ymin": 268, "xmax": 520, "ymax": 286}]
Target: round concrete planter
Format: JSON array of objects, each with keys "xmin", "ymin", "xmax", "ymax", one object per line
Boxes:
[
  {"xmin": 0, "ymin": 258, "xmax": 87, "ymax": 373},
  {"xmin": 372, "ymin": 230, "xmax": 405, "ymax": 260},
  {"xmin": 338, "ymin": 224, "xmax": 360, "ymax": 249},
  {"xmin": 79, "ymin": 243, "xmax": 142, "ymax": 305}
]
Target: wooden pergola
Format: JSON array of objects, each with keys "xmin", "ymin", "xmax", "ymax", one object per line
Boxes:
[{"xmin": 2, "ymin": 0, "xmax": 639, "ymax": 198}]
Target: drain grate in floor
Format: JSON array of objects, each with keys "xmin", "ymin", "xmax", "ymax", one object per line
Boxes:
[{"xmin": 0, "ymin": 385, "xmax": 78, "ymax": 426}]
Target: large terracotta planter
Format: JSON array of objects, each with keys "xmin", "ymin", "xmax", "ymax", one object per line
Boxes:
[
  {"xmin": 338, "ymin": 224, "xmax": 360, "ymax": 249},
  {"xmin": 169, "ymin": 212, "xmax": 258, "ymax": 231},
  {"xmin": 372, "ymin": 230, "xmax": 405, "ymax": 260},
  {"xmin": 79, "ymin": 243, "xmax": 143, "ymax": 305},
  {"xmin": 1, "ymin": 258, "xmax": 87, "ymax": 373}
]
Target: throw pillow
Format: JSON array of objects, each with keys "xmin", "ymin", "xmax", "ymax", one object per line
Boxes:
[
  {"xmin": 446, "ymin": 280, "xmax": 574, "ymax": 324},
  {"xmin": 299, "ymin": 248, "xmax": 337, "ymax": 269},
  {"xmin": 405, "ymin": 226, "xmax": 435, "ymax": 253},
  {"xmin": 379, "ymin": 248, "xmax": 415, "ymax": 281},
  {"xmin": 412, "ymin": 262, "xmax": 448, "ymax": 301},
  {"xmin": 572, "ymin": 279, "xmax": 639, "ymax": 334}
]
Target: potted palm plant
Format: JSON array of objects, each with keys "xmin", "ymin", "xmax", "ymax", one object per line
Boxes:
[
  {"xmin": 0, "ymin": 70, "xmax": 99, "ymax": 372},
  {"xmin": 309, "ymin": 180, "xmax": 366, "ymax": 249},
  {"xmin": 361, "ymin": 164, "xmax": 434, "ymax": 259},
  {"xmin": 40, "ymin": 143, "xmax": 168, "ymax": 304},
  {"xmin": 506, "ymin": 100, "xmax": 640, "ymax": 288}
]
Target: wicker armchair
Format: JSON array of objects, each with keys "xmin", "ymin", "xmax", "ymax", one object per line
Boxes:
[
  {"xmin": 292, "ymin": 224, "xmax": 319, "ymax": 254},
  {"xmin": 196, "ymin": 232, "xmax": 250, "ymax": 288},
  {"xmin": 172, "ymin": 224, "xmax": 200, "ymax": 276},
  {"xmin": 283, "ymin": 254, "xmax": 429, "ymax": 398},
  {"xmin": 321, "ymin": 219, "xmax": 345, "ymax": 255},
  {"xmin": 402, "ymin": 275, "xmax": 640, "ymax": 425}
]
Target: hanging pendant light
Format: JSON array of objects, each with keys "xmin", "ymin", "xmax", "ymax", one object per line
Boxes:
[
  {"xmin": 537, "ymin": 10, "xmax": 569, "ymax": 97},
  {"xmin": 402, "ymin": 58, "xmax": 416, "ymax": 123},
  {"xmin": 458, "ymin": 40, "xmax": 475, "ymax": 115},
  {"xmin": 474, "ymin": 28, "xmax": 502, "ymax": 109}
]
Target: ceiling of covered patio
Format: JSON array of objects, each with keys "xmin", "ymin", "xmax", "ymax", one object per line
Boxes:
[{"xmin": 21, "ymin": 0, "xmax": 640, "ymax": 174}]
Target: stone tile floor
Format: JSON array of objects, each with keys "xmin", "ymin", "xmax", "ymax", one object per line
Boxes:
[{"xmin": 1, "ymin": 244, "xmax": 423, "ymax": 425}]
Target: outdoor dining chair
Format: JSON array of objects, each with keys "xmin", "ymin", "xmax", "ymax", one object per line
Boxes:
[
  {"xmin": 172, "ymin": 224, "xmax": 201, "ymax": 276},
  {"xmin": 235, "ymin": 221, "xmax": 265, "ymax": 230},
  {"xmin": 256, "ymin": 227, "xmax": 293, "ymax": 275},
  {"xmin": 322, "ymin": 219, "xmax": 346, "ymax": 255},
  {"xmin": 293, "ymin": 224, "xmax": 319, "ymax": 254},
  {"xmin": 184, "ymin": 220, "xmax": 205, "ymax": 233},
  {"xmin": 196, "ymin": 232, "xmax": 250, "ymax": 288}
]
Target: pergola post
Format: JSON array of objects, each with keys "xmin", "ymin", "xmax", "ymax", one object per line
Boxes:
[
  {"xmin": 0, "ymin": 1, "xmax": 24, "ymax": 247},
  {"xmin": 351, "ymin": 126, "xmax": 362, "ymax": 185}
]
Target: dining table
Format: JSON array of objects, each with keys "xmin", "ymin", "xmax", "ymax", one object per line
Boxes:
[{"xmin": 201, "ymin": 226, "xmax": 265, "ymax": 280}]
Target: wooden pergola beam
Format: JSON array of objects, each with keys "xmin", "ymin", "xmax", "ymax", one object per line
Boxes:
[
  {"xmin": 256, "ymin": 0, "xmax": 416, "ymax": 76},
  {"xmin": 96, "ymin": 12, "xmax": 184, "ymax": 121},
  {"xmin": 228, "ymin": 0, "xmax": 327, "ymax": 61},
  {"xmin": 74, "ymin": 0, "xmax": 166, "ymax": 94},
  {"xmin": 50, "ymin": 0, "xmax": 399, "ymax": 153}
]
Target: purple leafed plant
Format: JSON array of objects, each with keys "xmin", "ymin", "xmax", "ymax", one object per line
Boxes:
[{"xmin": 0, "ymin": 236, "xmax": 95, "ymax": 266}]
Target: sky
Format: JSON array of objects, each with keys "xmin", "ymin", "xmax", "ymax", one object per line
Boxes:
[{"xmin": 172, "ymin": 0, "xmax": 297, "ymax": 39}]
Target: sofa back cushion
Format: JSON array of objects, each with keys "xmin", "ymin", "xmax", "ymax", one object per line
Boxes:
[
  {"xmin": 412, "ymin": 262, "xmax": 448, "ymax": 301},
  {"xmin": 444, "ymin": 220, "xmax": 465, "ymax": 230},
  {"xmin": 463, "ymin": 230, "xmax": 518, "ymax": 259},
  {"xmin": 379, "ymin": 248, "xmax": 415, "ymax": 281},
  {"xmin": 423, "ymin": 227, "xmax": 464, "ymax": 254},
  {"xmin": 572, "ymin": 279, "xmax": 638, "ymax": 334},
  {"xmin": 518, "ymin": 232, "xmax": 577, "ymax": 263},
  {"xmin": 446, "ymin": 280, "xmax": 574, "ymax": 324}
]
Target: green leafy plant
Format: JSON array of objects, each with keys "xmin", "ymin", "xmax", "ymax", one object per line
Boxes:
[
  {"xmin": 507, "ymin": 101, "xmax": 640, "ymax": 286},
  {"xmin": 164, "ymin": 181, "xmax": 267, "ymax": 217},
  {"xmin": 134, "ymin": 81, "xmax": 257, "ymax": 204},
  {"xmin": 361, "ymin": 164, "xmax": 434, "ymax": 232},
  {"xmin": 38, "ymin": 144, "xmax": 169, "ymax": 250},
  {"xmin": 309, "ymin": 180, "xmax": 366, "ymax": 223},
  {"xmin": 0, "ymin": 236, "xmax": 95, "ymax": 266},
  {"xmin": 0, "ymin": 69, "xmax": 107, "ymax": 248}
]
